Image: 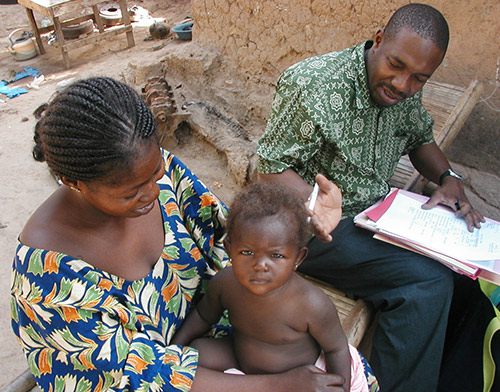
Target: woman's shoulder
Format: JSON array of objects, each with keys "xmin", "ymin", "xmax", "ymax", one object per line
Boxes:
[
  {"xmin": 14, "ymin": 190, "xmax": 80, "ymax": 276},
  {"xmin": 20, "ymin": 187, "xmax": 79, "ymax": 252}
]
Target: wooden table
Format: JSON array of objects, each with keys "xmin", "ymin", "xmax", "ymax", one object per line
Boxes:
[{"xmin": 17, "ymin": 0, "xmax": 135, "ymax": 69}]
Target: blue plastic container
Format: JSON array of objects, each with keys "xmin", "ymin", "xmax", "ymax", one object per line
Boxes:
[{"xmin": 172, "ymin": 22, "xmax": 193, "ymax": 40}]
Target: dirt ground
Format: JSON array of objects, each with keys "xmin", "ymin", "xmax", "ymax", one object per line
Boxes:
[{"xmin": 0, "ymin": 0, "xmax": 241, "ymax": 388}]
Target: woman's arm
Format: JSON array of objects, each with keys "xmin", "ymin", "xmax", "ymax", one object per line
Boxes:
[
  {"xmin": 165, "ymin": 151, "xmax": 229, "ymax": 273},
  {"xmin": 11, "ymin": 262, "xmax": 200, "ymax": 391},
  {"xmin": 191, "ymin": 365, "xmax": 347, "ymax": 392}
]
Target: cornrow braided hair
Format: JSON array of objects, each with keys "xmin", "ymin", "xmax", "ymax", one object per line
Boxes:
[
  {"xmin": 226, "ymin": 183, "xmax": 310, "ymax": 248},
  {"xmin": 33, "ymin": 77, "xmax": 158, "ymax": 183},
  {"xmin": 384, "ymin": 3, "xmax": 449, "ymax": 53}
]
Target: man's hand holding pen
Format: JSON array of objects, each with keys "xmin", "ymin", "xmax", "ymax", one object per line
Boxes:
[{"xmin": 306, "ymin": 174, "xmax": 342, "ymax": 243}]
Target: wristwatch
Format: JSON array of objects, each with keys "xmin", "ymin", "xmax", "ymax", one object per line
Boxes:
[{"xmin": 439, "ymin": 169, "xmax": 463, "ymax": 186}]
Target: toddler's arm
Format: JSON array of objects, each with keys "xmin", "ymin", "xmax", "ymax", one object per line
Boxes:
[{"xmin": 307, "ymin": 286, "xmax": 351, "ymax": 392}]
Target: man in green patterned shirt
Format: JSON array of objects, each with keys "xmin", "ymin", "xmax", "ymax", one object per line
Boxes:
[{"xmin": 257, "ymin": 4, "xmax": 485, "ymax": 392}]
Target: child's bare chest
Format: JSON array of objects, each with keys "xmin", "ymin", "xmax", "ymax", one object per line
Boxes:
[
  {"xmin": 228, "ymin": 297, "xmax": 309, "ymax": 343},
  {"xmin": 229, "ymin": 300, "xmax": 320, "ymax": 374}
]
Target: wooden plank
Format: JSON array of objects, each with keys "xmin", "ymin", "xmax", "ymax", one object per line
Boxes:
[
  {"xmin": 38, "ymin": 14, "xmax": 95, "ymax": 32},
  {"xmin": 62, "ymin": 25, "xmax": 131, "ymax": 50},
  {"xmin": 341, "ymin": 300, "xmax": 374, "ymax": 348},
  {"xmin": 92, "ymin": 4, "xmax": 104, "ymax": 32},
  {"xmin": 16, "ymin": 0, "xmax": 96, "ymax": 19},
  {"xmin": 435, "ymin": 80, "xmax": 483, "ymax": 151},
  {"xmin": 17, "ymin": 0, "xmax": 53, "ymax": 18},
  {"xmin": 118, "ymin": 0, "xmax": 134, "ymax": 47},
  {"xmin": 52, "ymin": 14, "xmax": 70, "ymax": 68},
  {"xmin": 23, "ymin": 7, "xmax": 45, "ymax": 54},
  {"xmin": 390, "ymin": 79, "xmax": 482, "ymax": 192}
]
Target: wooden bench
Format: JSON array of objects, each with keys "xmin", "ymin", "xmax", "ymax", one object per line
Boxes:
[{"xmin": 302, "ymin": 275, "xmax": 374, "ymax": 348}]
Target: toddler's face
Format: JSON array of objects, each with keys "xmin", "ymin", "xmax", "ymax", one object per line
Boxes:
[{"xmin": 227, "ymin": 215, "xmax": 306, "ymax": 296}]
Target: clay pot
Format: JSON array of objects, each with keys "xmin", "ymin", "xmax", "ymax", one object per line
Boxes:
[{"xmin": 149, "ymin": 23, "xmax": 170, "ymax": 39}]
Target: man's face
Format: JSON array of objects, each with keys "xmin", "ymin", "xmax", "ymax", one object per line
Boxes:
[{"xmin": 365, "ymin": 28, "xmax": 445, "ymax": 107}]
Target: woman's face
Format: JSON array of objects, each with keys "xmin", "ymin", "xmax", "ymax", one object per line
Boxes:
[{"xmin": 77, "ymin": 143, "xmax": 164, "ymax": 218}]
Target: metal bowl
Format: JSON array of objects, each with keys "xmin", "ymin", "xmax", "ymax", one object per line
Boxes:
[{"xmin": 62, "ymin": 19, "xmax": 94, "ymax": 40}]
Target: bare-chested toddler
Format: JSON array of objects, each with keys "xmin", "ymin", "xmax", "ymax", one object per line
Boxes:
[{"xmin": 172, "ymin": 183, "xmax": 369, "ymax": 392}]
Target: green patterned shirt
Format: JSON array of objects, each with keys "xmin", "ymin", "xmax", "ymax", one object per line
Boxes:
[{"xmin": 257, "ymin": 41, "xmax": 434, "ymax": 217}]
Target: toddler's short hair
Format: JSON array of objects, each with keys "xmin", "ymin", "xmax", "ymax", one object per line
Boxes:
[{"xmin": 226, "ymin": 183, "xmax": 310, "ymax": 248}]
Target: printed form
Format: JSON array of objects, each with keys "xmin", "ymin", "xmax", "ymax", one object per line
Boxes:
[{"xmin": 375, "ymin": 192, "xmax": 500, "ymax": 269}]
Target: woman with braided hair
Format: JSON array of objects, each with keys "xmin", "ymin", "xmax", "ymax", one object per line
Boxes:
[{"xmin": 11, "ymin": 77, "xmax": 349, "ymax": 392}]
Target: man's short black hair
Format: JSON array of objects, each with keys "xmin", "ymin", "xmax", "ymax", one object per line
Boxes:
[{"xmin": 385, "ymin": 3, "xmax": 449, "ymax": 53}]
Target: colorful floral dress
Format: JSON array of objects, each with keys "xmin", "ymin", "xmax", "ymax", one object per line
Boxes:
[{"xmin": 11, "ymin": 150, "xmax": 229, "ymax": 392}]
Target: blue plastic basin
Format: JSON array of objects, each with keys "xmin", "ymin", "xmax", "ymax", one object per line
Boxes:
[{"xmin": 172, "ymin": 22, "xmax": 193, "ymax": 40}]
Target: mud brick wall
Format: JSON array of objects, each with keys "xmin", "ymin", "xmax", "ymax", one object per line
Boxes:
[
  {"xmin": 191, "ymin": 0, "xmax": 499, "ymax": 89},
  {"xmin": 190, "ymin": 0, "xmax": 500, "ymax": 175}
]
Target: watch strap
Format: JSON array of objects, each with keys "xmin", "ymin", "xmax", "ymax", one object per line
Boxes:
[{"xmin": 439, "ymin": 169, "xmax": 463, "ymax": 186}]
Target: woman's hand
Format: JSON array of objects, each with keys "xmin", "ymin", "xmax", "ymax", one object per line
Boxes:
[
  {"xmin": 307, "ymin": 174, "xmax": 342, "ymax": 243},
  {"xmin": 192, "ymin": 364, "xmax": 347, "ymax": 392},
  {"xmin": 277, "ymin": 365, "xmax": 347, "ymax": 391}
]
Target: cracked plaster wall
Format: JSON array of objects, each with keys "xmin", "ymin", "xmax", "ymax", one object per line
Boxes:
[
  {"xmin": 190, "ymin": 0, "xmax": 499, "ymax": 176},
  {"xmin": 191, "ymin": 1, "xmax": 498, "ymax": 89},
  {"xmin": 184, "ymin": 0, "xmax": 500, "ymax": 217}
]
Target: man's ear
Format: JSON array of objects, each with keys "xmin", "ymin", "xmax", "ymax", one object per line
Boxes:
[
  {"xmin": 294, "ymin": 247, "xmax": 309, "ymax": 270},
  {"xmin": 373, "ymin": 27, "xmax": 385, "ymax": 48}
]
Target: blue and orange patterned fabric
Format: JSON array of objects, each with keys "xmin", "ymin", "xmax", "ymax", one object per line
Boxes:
[{"xmin": 11, "ymin": 150, "xmax": 229, "ymax": 391}]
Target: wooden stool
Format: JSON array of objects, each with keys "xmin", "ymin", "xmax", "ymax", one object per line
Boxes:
[{"xmin": 17, "ymin": 0, "xmax": 135, "ymax": 69}]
